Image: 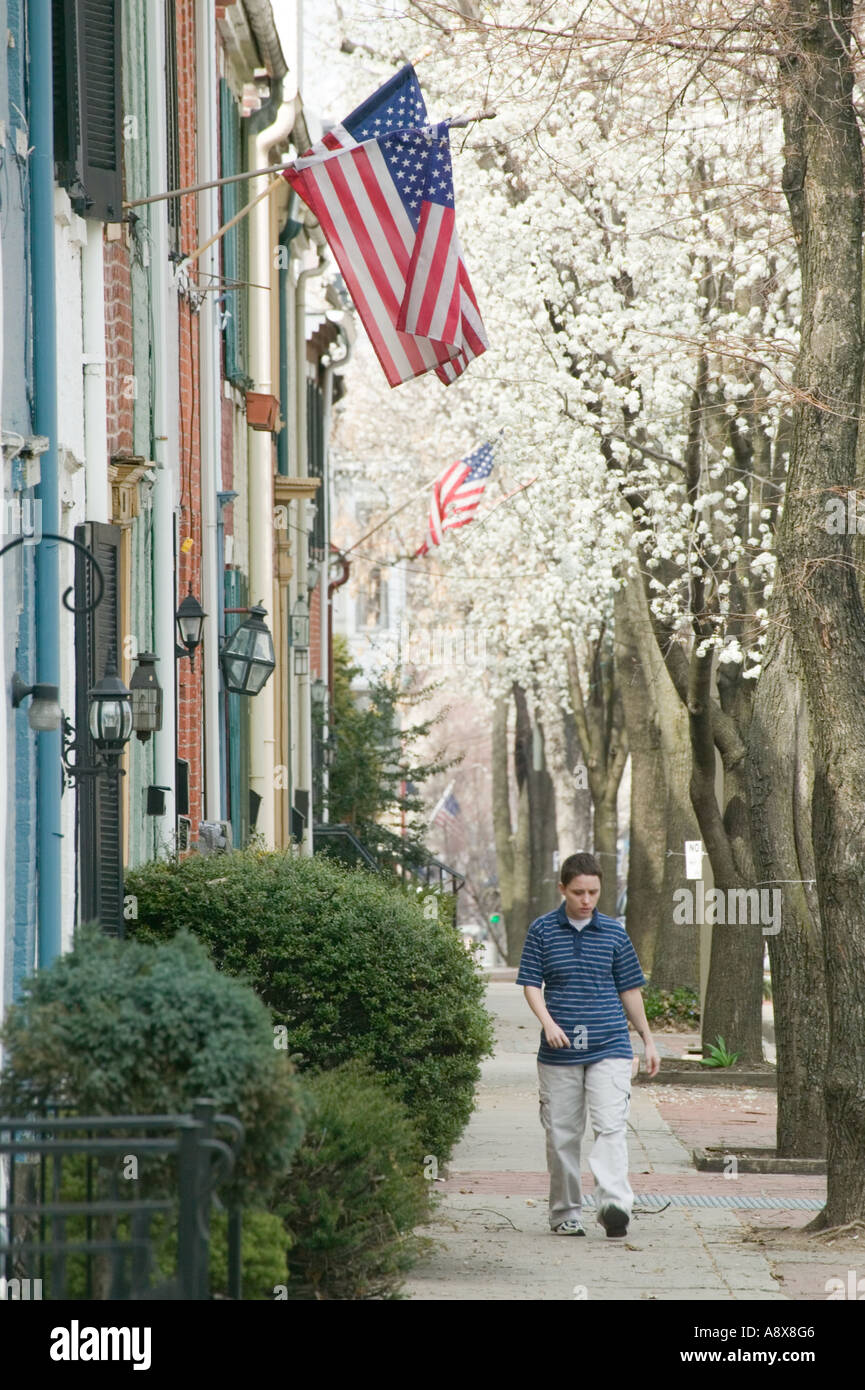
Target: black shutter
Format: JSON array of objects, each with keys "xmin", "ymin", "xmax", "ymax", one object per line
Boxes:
[
  {"xmin": 52, "ymin": 0, "xmax": 123, "ymax": 221},
  {"xmin": 306, "ymin": 379, "xmax": 325, "ymax": 560},
  {"xmin": 75, "ymin": 522, "xmax": 124, "ymax": 933},
  {"xmin": 164, "ymin": 0, "xmax": 181, "ymax": 253}
]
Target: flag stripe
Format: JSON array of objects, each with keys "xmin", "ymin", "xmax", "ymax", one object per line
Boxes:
[
  {"xmin": 322, "ymin": 155, "xmax": 433, "ymax": 378},
  {"xmin": 284, "ymin": 67, "xmax": 486, "ymax": 389},
  {"xmin": 285, "ymin": 166, "xmax": 407, "ymax": 385}
]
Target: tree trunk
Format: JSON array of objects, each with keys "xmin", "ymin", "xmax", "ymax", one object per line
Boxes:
[
  {"xmin": 691, "ymin": 653, "xmax": 764, "ymax": 1063},
  {"xmin": 618, "ymin": 572, "xmax": 699, "ymax": 988},
  {"xmin": 774, "ymin": 0, "xmax": 865, "ymax": 1221},
  {"xmin": 747, "ymin": 622, "xmax": 827, "ymax": 1156},
  {"xmin": 546, "ymin": 707, "xmax": 592, "ymax": 862},
  {"xmin": 566, "ymin": 635, "xmax": 628, "ymax": 916},
  {"xmin": 615, "ymin": 581, "xmax": 670, "ymax": 968},
  {"xmin": 523, "ymin": 709, "xmax": 559, "ymax": 923}
]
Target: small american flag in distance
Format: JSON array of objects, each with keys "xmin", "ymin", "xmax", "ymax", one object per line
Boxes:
[
  {"xmin": 415, "ymin": 441, "xmax": 495, "ymax": 556},
  {"xmin": 433, "ymin": 791, "xmax": 461, "ymax": 829}
]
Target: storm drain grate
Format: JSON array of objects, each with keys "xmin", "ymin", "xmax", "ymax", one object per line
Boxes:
[{"xmin": 583, "ymin": 1193, "xmax": 823, "ymax": 1211}]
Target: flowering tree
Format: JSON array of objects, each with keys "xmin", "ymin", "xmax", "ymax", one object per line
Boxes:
[{"xmin": 319, "ymin": 0, "xmax": 865, "ymax": 1211}]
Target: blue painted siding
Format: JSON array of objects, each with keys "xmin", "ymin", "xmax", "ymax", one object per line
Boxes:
[{"xmin": 1, "ymin": 0, "xmax": 39, "ymax": 1005}]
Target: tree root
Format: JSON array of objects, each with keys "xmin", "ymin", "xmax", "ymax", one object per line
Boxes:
[{"xmin": 811, "ymin": 1217, "xmax": 865, "ymax": 1240}]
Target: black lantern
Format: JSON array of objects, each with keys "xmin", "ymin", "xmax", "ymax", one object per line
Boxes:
[
  {"xmin": 88, "ymin": 661, "xmax": 133, "ymax": 752},
  {"xmin": 129, "ymin": 652, "xmax": 163, "ymax": 742},
  {"xmin": 176, "ymin": 587, "xmax": 207, "ymax": 665},
  {"xmin": 290, "ymin": 595, "xmax": 310, "ymax": 676},
  {"xmin": 221, "ymin": 603, "xmax": 276, "ymax": 695}
]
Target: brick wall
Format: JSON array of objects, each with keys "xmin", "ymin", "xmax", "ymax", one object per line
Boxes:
[
  {"xmin": 310, "ymin": 582, "xmax": 322, "ymax": 679},
  {"xmin": 104, "ymin": 236, "xmax": 134, "ymax": 457},
  {"xmin": 175, "ymin": 0, "xmax": 203, "ymax": 834}
]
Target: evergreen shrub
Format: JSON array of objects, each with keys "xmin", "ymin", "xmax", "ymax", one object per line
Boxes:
[
  {"xmin": 126, "ymin": 849, "xmax": 494, "ymax": 1161},
  {"xmin": 273, "ymin": 1060, "xmax": 431, "ymax": 1300},
  {"xmin": 0, "ymin": 926, "xmax": 304, "ymax": 1206}
]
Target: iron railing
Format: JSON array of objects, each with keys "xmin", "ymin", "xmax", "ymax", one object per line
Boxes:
[
  {"xmin": 313, "ymin": 821, "xmax": 465, "ymax": 894},
  {"xmin": 0, "ymin": 1099, "xmax": 244, "ymax": 1300}
]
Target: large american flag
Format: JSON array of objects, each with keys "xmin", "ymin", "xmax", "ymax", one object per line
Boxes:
[
  {"xmin": 283, "ymin": 65, "xmax": 487, "ymax": 388},
  {"xmin": 415, "ymin": 441, "xmax": 495, "ymax": 556}
]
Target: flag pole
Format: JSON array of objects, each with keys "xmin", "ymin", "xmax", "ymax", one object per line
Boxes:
[
  {"xmin": 177, "ymin": 176, "xmax": 284, "ymax": 271},
  {"xmin": 124, "ymin": 162, "xmax": 293, "ymax": 209}
]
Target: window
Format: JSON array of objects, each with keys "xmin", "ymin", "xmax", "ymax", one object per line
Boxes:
[{"xmin": 219, "ymin": 80, "xmax": 251, "ymax": 387}]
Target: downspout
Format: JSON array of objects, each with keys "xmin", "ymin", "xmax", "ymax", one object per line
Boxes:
[
  {"xmin": 328, "ymin": 551, "xmax": 351, "ymax": 694},
  {"xmin": 195, "ymin": 0, "xmax": 222, "ymax": 821},
  {"xmin": 146, "ymin": 0, "xmax": 177, "ymax": 845},
  {"xmin": 317, "ymin": 324, "xmax": 352, "ymax": 823},
  {"xmin": 0, "ymin": 199, "xmax": 6, "ymax": 1016},
  {"xmin": 28, "ymin": 0, "xmax": 62, "ymax": 967},
  {"xmin": 294, "ymin": 233, "xmax": 326, "ymax": 856},
  {"xmin": 82, "ymin": 231, "xmax": 109, "ymax": 524},
  {"xmin": 248, "ymin": 81, "xmax": 298, "ymax": 848}
]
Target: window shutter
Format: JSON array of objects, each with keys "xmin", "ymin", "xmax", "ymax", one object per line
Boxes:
[
  {"xmin": 164, "ymin": 0, "xmax": 181, "ymax": 253},
  {"xmin": 75, "ymin": 522, "xmax": 124, "ymax": 932},
  {"xmin": 306, "ymin": 378, "xmax": 325, "ymax": 560},
  {"xmin": 53, "ymin": 0, "xmax": 123, "ymax": 221},
  {"xmin": 224, "ymin": 568, "xmax": 251, "ymax": 846},
  {"xmin": 219, "ymin": 80, "xmax": 251, "ymax": 387}
]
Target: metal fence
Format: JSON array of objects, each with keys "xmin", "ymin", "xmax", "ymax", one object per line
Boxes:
[
  {"xmin": 314, "ymin": 821, "xmax": 465, "ymax": 894},
  {"xmin": 0, "ymin": 1099, "xmax": 243, "ymax": 1300}
]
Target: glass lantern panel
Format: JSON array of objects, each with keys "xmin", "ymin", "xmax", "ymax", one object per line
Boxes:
[
  {"xmin": 223, "ymin": 656, "xmax": 249, "ymax": 692},
  {"xmin": 246, "ymin": 662, "xmax": 268, "ymax": 695},
  {"xmin": 132, "ymin": 689, "xmax": 159, "ymax": 731},
  {"xmin": 251, "ymin": 629, "xmax": 275, "ymax": 662}
]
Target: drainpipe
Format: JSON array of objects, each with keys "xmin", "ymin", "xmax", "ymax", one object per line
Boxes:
[
  {"xmin": 328, "ymin": 550, "xmax": 351, "ymax": 694},
  {"xmin": 317, "ymin": 323, "xmax": 352, "ymax": 821},
  {"xmin": 248, "ymin": 82, "xmax": 298, "ymax": 848},
  {"xmin": 82, "ymin": 231, "xmax": 109, "ymax": 525},
  {"xmin": 196, "ymin": 0, "xmax": 222, "ymax": 821},
  {"xmin": 0, "ymin": 208, "xmax": 6, "ymax": 1009},
  {"xmin": 146, "ymin": 0, "xmax": 177, "ymax": 846},
  {"xmin": 28, "ymin": 0, "xmax": 62, "ymax": 968},
  {"xmin": 294, "ymin": 234, "xmax": 326, "ymax": 856},
  {"xmin": 215, "ymin": 491, "xmax": 237, "ymax": 819}
]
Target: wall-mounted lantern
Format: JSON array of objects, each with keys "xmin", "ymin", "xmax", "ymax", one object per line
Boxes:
[
  {"xmin": 290, "ymin": 594, "xmax": 310, "ymax": 676},
  {"xmin": 10, "ymin": 674, "xmax": 62, "ymax": 731},
  {"xmin": 176, "ymin": 587, "xmax": 207, "ymax": 666},
  {"xmin": 129, "ymin": 652, "xmax": 163, "ymax": 742},
  {"xmin": 221, "ymin": 603, "xmax": 276, "ymax": 695}
]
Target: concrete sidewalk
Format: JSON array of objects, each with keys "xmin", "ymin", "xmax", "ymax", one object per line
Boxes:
[{"xmin": 404, "ymin": 983, "xmax": 846, "ymax": 1301}]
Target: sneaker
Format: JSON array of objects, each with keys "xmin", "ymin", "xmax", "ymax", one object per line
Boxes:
[
  {"xmin": 553, "ymin": 1220, "xmax": 586, "ymax": 1236},
  {"xmin": 598, "ymin": 1204, "xmax": 629, "ymax": 1238}
]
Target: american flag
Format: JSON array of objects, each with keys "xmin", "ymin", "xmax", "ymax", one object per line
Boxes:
[
  {"xmin": 283, "ymin": 66, "xmax": 487, "ymax": 388},
  {"xmin": 415, "ymin": 441, "xmax": 495, "ymax": 557},
  {"xmin": 432, "ymin": 786, "xmax": 460, "ymax": 829}
]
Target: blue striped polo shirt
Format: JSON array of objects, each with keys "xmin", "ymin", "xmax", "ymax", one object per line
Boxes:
[{"xmin": 516, "ymin": 902, "xmax": 647, "ymax": 1066}]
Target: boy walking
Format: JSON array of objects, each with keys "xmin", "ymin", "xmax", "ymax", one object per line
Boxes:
[{"xmin": 516, "ymin": 852, "xmax": 660, "ymax": 1238}]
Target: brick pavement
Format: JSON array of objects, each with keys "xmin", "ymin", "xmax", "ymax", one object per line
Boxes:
[{"xmin": 404, "ymin": 983, "xmax": 853, "ymax": 1302}]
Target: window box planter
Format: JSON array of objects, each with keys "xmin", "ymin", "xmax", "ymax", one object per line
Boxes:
[{"xmin": 245, "ymin": 392, "xmax": 280, "ymax": 431}]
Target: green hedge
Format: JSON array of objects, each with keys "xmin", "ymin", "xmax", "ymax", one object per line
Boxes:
[
  {"xmin": 126, "ymin": 849, "xmax": 494, "ymax": 1162},
  {"xmin": 273, "ymin": 1061, "xmax": 431, "ymax": 1300},
  {"xmin": 0, "ymin": 926, "xmax": 304, "ymax": 1207}
]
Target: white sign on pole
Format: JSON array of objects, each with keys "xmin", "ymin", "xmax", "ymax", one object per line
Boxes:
[{"xmin": 685, "ymin": 841, "xmax": 704, "ymax": 880}]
